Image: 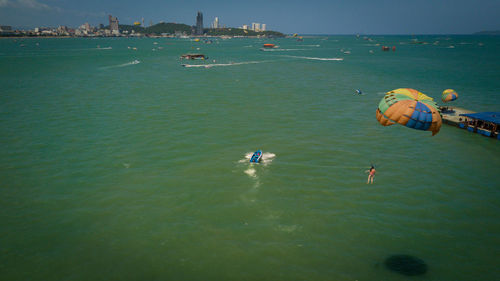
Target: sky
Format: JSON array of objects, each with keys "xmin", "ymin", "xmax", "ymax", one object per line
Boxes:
[{"xmin": 1, "ymin": 0, "xmax": 499, "ymax": 34}]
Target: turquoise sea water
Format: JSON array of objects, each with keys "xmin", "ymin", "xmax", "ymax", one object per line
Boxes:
[{"xmin": 1, "ymin": 35, "xmax": 499, "ymax": 280}]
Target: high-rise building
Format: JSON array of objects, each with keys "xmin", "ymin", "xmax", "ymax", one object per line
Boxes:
[
  {"xmin": 195, "ymin": 12, "xmax": 203, "ymax": 35},
  {"xmin": 249, "ymin": 22, "xmax": 265, "ymax": 32},
  {"xmin": 109, "ymin": 15, "xmax": 119, "ymax": 34},
  {"xmin": 0, "ymin": 25, "xmax": 13, "ymax": 35},
  {"xmin": 251, "ymin": 23, "xmax": 261, "ymax": 32},
  {"xmin": 212, "ymin": 17, "xmax": 219, "ymax": 29},
  {"xmin": 83, "ymin": 22, "xmax": 91, "ymax": 32}
]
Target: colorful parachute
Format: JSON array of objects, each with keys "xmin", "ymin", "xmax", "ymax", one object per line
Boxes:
[
  {"xmin": 376, "ymin": 88, "xmax": 442, "ymax": 136},
  {"xmin": 442, "ymin": 89, "xmax": 458, "ymax": 102}
]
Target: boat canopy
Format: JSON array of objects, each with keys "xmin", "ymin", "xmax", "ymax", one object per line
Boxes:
[{"xmin": 459, "ymin": 112, "xmax": 500, "ymax": 125}]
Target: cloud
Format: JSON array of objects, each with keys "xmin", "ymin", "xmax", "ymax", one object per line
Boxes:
[{"xmin": 0, "ymin": 0, "xmax": 60, "ymax": 10}]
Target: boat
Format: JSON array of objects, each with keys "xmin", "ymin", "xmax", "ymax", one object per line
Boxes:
[
  {"xmin": 458, "ymin": 112, "xmax": 500, "ymax": 139},
  {"xmin": 250, "ymin": 150, "xmax": 262, "ymax": 163},
  {"xmin": 180, "ymin": 54, "xmax": 207, "ymax": 60},
  {"xmin": 262, "ymin": 43, "xmax": 276, "ymax": 48}
]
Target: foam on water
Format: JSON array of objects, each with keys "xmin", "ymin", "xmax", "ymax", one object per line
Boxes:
[
  {"xmin": 101, "ymin": 60, "xmax": 140, "ymax": 69},
  {"xmin": 260, "ymin": 48, "xmax": 311, "ymax": 52},
  {"xmin": 244, "ymin": 167, "xmax": 257, "ymax": 178},
  {"xmin": 239, "ymin": 151, "xmax": 276, "ymax": 183},
  {"xmin": 239, "ymin": 151, "xmax": 276, "ymax": 165},
  {"xmin": 282, "ymin": 55, "xmax": 344, "ymax": 61},
  {"xmin": 182, "ymin": 60, "xmax": 273, "ymax": 68}
]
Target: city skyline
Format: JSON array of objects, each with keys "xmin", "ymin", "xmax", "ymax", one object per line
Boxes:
[{"xmin": 0, "ymin": 0, "xmax": 499, "ymax": 34}]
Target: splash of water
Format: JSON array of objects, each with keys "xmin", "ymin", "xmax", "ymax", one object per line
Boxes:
[{"xmin": 244, "ymin": 168, "xmax": 257, "ymax": 178}]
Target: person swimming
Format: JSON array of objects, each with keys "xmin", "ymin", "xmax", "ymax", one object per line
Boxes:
[
  {"xmin": 355, "ymin": 89, "xmax": 362, "ymax": 95},
  {"xmin": 366, "ymin": 165, "xmax": 376, "ymax": 184}
]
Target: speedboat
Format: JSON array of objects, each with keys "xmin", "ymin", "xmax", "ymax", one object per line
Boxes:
[
  {"xmin": 180, "ymin": 54, "xmax": 207, "ymax": 60},
  {"xmin": 250, "ymin": 150, "xmax": 262, "ymax": 163},
  {"xmin": 262, "ymin": 43, "xmax": 276, "ymax": 48}
]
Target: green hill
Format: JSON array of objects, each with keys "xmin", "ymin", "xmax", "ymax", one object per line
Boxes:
[
  {"xmin": 146, "ymin": 22, "xmax": 192, "ymax": 34},
  {"xmin": 118, "ymin": 23, "xmax": 285, "ymax": 37},
  {"xmin": 119, "ymin": 23, "xmax": 192, "ymax": 35}
]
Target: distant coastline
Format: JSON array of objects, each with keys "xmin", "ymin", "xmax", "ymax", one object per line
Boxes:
[
  {"xmin": 473, "ymin": 30, "xmax": 500, "ymax": 35},
  {"xmin": 0, "ymin": 22, "xmax": 286, "ymax": 38}
]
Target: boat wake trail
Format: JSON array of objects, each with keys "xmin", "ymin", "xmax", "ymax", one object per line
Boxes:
[
  {"xmin": 101, "ymin": 60, "xmax": 140, "ymax": 69},
  {"xmin": 182, "ymin": 60, "xmax": 273, "ymax": 68},
  {"xmin": 238, "ymin": 151, "xmax": 276, "ymax": 180},
  {"xmin": 238, "ymin": 152, "xmax": 276, "ymax": 202},
  {"xmin": 282, "ymin": 55, "xmax": 344, "ymax": 61},
  {"xmin": 261, "ymin": 48, "xmax": 311, "ymax": 52}
]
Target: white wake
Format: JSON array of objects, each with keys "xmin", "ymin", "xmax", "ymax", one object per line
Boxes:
[
  {"xmin": 182, "ymin": 60, "xmax": 272, "ymax": 68},
  {"xmin": 282, "ymin": 55, "xmax": 344, "ymax": 61},
  {"xmin": 101, "ymin": 60, "xmax": 140, "ymax": 69}
]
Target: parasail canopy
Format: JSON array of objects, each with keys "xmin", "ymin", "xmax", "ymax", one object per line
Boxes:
[
  {"xmin": 442, "ymin": 89, "xmax": 458, "ymax": 103},
  {"xmin": 376, "ymin": 88, "xmax": 442, "ymax": 136}
]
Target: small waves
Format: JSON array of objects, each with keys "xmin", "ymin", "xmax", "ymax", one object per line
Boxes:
[{"xmin": 282, "ymin": 55, "xmax": 344, "ymax": 61}]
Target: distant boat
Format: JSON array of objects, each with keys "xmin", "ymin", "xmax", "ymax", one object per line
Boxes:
[
  {"xmin": 180, "ymin": 54, "xmax": 207, "ymax": 60},
  {"xmin": 250, "ymin": 150, "xmax": 262, "ymax": 163},
  {"xmin": 262, "ymin": 43, "xmax": 276, "ymax": 48}
]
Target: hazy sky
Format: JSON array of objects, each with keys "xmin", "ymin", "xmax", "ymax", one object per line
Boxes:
[{"xmin": 1, "ymin": 0, "xmax": 499, "ymax": 34}]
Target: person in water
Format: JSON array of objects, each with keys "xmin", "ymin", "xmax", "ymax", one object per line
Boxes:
[{"xmin": 366, "ymin": 165, "xmax": 376, "ymax": 184}]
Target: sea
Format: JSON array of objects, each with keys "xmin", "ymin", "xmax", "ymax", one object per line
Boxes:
[{"xmin": 1, "ymin": 35, "xmax": 499, "ymax": 281}]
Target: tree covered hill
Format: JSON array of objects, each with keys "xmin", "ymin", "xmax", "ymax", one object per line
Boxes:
[
  {"xmin": 118, "ymin": 22, "xmax": 285, "ymax": 37},
  {"xmin": 119, "ymin": 22, "xmax": 191, "ymax": 34}
]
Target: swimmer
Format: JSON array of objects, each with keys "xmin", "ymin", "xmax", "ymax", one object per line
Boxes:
[
  {"xmin": 365, "ymin": 165, "xmax": 376, "ymax": 184},
  {"xmin": 355, "ymin": 89, "xmax": 362, "ymax": 95}
]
